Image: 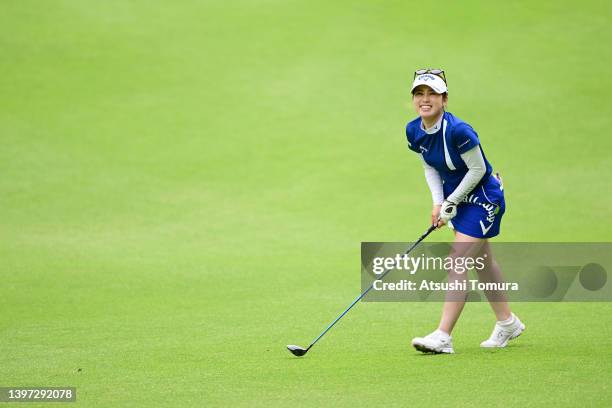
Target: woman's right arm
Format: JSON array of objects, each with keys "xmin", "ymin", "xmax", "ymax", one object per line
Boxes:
[{"xmin": 421, "ymin": 155, "xmax": 444, "ymax": 227}]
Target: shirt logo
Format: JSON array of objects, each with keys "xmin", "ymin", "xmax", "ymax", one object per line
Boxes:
[
  {"xmin": 419, "ymin": 146, "xmax": 428, "ymax": 153},
  {"xmin": 457, "ymin": 139, "xmax": 470, "ymax": 149}
]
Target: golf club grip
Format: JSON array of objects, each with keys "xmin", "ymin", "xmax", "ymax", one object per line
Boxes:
[{"xmin": 308, "ymin": 224, "xmax": 436, "ymax": 348}]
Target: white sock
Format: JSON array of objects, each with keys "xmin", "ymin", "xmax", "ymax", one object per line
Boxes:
[
  {"xmin": 434, "ymin": 329, "xmax": 451, "ymax": 339},
  {"xmin": 498, "ymin": 313, "xmax": 516, "ymax": 326}
]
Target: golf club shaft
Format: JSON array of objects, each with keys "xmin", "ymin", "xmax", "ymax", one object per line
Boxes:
[{"xmin": 308, "ymin": 224, "xmax": 437, "ymax": 349}]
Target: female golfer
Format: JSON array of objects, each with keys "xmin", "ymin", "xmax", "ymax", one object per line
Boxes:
[{"xmin": 406, "ymin": 69, "xmax": 525, "ymax": 354}]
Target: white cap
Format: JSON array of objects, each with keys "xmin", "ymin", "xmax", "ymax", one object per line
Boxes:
[{"xmin": 411, "ymin": 73, "xmax": 447, "ymax": 94}]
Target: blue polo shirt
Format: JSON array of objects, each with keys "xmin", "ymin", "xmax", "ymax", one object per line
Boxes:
[{"xmin": 405, "ymin": 111, "xmax": 493, "ymax": 197}]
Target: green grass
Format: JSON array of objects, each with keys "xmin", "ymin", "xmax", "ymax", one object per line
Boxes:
[{"xmin": 1, "ymin": 0, "xmax": 611, "ymax": 406}]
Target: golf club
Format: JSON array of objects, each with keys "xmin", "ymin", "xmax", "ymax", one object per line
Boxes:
[{"xmin": 287, "ymin": 224, "xmax": 437, "ymax": 357}]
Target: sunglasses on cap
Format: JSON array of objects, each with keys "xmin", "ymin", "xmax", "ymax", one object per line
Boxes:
[{"xmin": 414, "ymin": 68, "xmax": 446, "ymax": 84}]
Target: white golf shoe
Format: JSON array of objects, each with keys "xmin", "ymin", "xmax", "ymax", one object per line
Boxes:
[
  {"xmin": 412, "ymin": 330, "xmax": 454, "ymax": 354},
  {"xmin": 480, "ymin": 313, "xmax": 525, "ymax": 348}
]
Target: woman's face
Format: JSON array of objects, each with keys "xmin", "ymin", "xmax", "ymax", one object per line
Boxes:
[{"xmin": 412, "ymin": 85, "xmax": 447, "ymax": 121}]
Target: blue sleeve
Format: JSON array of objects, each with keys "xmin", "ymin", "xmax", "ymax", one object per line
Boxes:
[
  {"xmin": 405, "ymin": 124, "xmax": 419, "ymax": 153},
  {"xmin": 453, "ymin": 123, "xmax": 480, "ymax": 154}
]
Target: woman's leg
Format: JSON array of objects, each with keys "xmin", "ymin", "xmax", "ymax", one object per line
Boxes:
[
  {"xmin": 478, "ymin": 241, "xmax": 525, "ymax": 347},
  {"xmin": 437, "ymin": 231, "xmax": 484, "ymax": 334},
  {"xmin": 477, "ymin": 240, "xmax": 511, "ymax": 321},
  {"xmin": 413, "ymin": 230, "xmax": 524, "ymax": 352}
]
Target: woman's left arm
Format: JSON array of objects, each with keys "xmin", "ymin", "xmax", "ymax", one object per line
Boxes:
[{"xmin": 446, "ymin": 146, "xmax": 487, "ymax": 204}]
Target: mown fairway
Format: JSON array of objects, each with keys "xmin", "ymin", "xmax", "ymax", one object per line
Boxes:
[{"xmin": 1, "ymin": 1, "xmax": 611, "ymax": 406}]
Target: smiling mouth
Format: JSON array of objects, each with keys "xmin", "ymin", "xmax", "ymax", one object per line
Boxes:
[{"xmin": 420, "ymin": 105, "xmax": 432, "ymax": 111}]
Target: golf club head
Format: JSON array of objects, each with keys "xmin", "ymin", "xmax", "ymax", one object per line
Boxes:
[{"xmin": 287, "ymin": 345, "xmax": 308, "ymax": 357}]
